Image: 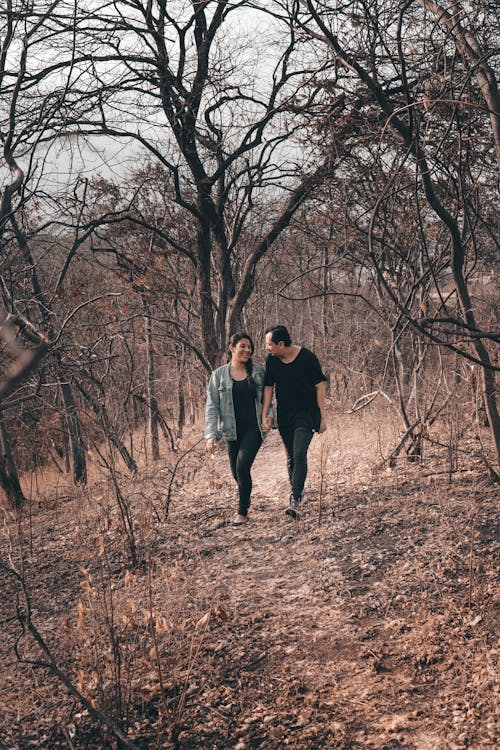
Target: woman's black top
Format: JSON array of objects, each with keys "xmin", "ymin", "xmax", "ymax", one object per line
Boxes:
[{"xmin": 231, "ymin": 377, "xmax": 258, "ymax": 435}]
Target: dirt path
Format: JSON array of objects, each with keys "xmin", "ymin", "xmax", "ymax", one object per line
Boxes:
[{"xmin": 160, "ymin": 430, "xmax": 498, "ymax": 749}]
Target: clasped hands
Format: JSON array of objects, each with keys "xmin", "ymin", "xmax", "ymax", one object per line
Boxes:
[{"xmin": 261, "ymin": 415, "xmax": 272, "ymax": 432}]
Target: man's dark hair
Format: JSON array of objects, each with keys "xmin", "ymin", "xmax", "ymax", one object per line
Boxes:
[{"xmin": 265, "ymin": 325, "xmax": 291, "ymax": 347}]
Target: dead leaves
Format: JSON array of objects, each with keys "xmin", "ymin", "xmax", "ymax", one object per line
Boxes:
[{"xmin": 195, "ymin": 604, "xmax": 229, "ymax": 631}]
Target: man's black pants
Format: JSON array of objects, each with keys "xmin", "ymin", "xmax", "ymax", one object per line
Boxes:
[{"xmin": 278, "ymin": 424, "xmax": 313, "ymax": 501}]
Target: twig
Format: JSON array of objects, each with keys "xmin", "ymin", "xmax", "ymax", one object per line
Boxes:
[
  {"xmin": 164, "ymin": 438, "xmax": 204, "ymax": 517},
  {"xmin": 147, "ymin": 549, "xmax": 170, "ymax": 724}
]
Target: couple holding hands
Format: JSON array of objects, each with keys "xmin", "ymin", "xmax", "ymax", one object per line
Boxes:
[{"xmin": 204, "ymin": 325, "xmax": 327, "ymax": 525}]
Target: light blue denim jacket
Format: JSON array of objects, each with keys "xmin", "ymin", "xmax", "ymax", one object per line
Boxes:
[{"xmin": 204, "ymin": 363, "xmax": 268, "ymax": 441}]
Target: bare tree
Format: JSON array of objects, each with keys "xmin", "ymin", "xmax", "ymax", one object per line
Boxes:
[
  {"xmin": 293, "ymin": 0, "xmax": 499, "ymax": 466},
  {"xmin": 42, "ymin": 0, "xmax": 338, "ymax": 365}
]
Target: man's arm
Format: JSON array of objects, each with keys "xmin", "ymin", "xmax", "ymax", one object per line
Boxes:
[
  {"xmin": 262, "ymin": 385, "xmax": 274, "ymax": 431},
  {"xmin": 315, "ymin": 380, "xmax": 327, "ymax": 433}
]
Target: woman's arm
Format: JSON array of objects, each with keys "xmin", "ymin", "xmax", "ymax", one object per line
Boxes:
[{"xmin": 204, "ymin": 371, "xmax": 221, "ymax": 441}]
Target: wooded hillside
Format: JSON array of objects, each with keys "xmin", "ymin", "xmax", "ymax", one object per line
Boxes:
[{"xmin": 0, "ymin": 2, "xmax": 498, "ymax": 747}]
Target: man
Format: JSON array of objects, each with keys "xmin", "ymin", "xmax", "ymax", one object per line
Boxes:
[{"xmin": 262, "ymin": 325, "xmax": 327, "ymax": 519}]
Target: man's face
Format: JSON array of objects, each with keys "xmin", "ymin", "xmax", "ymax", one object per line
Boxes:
[{"xmin": 265, "ymin": 332, "xmax": 284, "ymax": 356}]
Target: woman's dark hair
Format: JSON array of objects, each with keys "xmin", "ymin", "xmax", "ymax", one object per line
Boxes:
[
  {"xmin": 228, "ymin": 332, "xmax": 256, "ymax": 395},
  {"xmin": 265, "ymin": 324, "xmax": 291, "ymax": 347}
]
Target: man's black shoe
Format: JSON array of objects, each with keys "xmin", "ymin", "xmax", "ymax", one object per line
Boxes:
[{"xmin": 285, "ymin": 496, "xmax": 301, "ymax": 520}]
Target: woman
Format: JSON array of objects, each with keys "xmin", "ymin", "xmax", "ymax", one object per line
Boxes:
[{"xmin": 204, "ymin": 333, "xmax": 267, "ymax": 526}]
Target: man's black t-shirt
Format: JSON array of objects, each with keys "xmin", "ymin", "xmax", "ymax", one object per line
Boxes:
[{"xmin": 264, "ymin": 347, "xmax": 326, "ymax": 430}]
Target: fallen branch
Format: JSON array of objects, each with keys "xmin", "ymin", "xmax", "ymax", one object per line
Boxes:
[
  {"xmin": 1, "ymin": 562, "xmax": 141, "ymax": 750},
  {"xmin": 348, "ymin": 389, "xmax": 395, "ymax": 413}
]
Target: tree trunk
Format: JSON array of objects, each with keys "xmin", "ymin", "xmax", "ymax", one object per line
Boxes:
[
  {"xmin": 60, "ymin": 412, "xmax": 71, "ymax": 473},
  {"xmin": 322, "ymin": 241, "xmax": 330, "ymax": 340},
  {"xmin": 143, "ymin": 301, "xmax": 160, "ymax": 462},
  {"xmin": 452, "ymin": 261, "xmax": 500, "ymax": 465},
  {"xmin": 0, "ymin": 415, "xmax": 26, "ymax": 510},
  {"xmin": 416, "ymin": 149, "xmax": 500, "ymax": 465},
  {"xmin": 176, "ymin": 342, "xmax": 186, "ymax": 440},
  {"xmin": 60, "ymin": 380, "xmax": 87, "ymax": 485}
]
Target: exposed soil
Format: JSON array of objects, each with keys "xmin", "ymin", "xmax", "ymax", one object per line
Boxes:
[{"xmin": 0, "ymin": 412, "xmax": 498, "ymax": 749}]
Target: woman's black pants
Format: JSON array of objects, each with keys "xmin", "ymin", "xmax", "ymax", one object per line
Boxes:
[
  {"xmin": 226, "ymin": 429, "xmax": 262, "ymax": 516},
  {"xmin": 278, "ymin": 425, "xmax": 313, "ymax": 501}
]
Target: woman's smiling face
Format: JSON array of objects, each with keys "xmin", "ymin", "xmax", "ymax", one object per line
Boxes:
[{"xmin": 230, "ymin": 337, "xmax": 253, "ymax": 362}]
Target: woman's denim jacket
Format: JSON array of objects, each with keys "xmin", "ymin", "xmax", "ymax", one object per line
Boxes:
[{"xmin": 204, "ymin": 363, "xmax": 269, "ymax": 442}]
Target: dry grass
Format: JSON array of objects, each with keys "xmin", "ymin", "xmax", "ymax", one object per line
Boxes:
[{"xmin": 0, "ymin": 406, "xmax": 498, "ymax": 749}]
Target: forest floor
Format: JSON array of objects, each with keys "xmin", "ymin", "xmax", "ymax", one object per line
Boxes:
[{"xmin": 0, "ymin": 409, "xmax": 498, "ymax": 749}]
